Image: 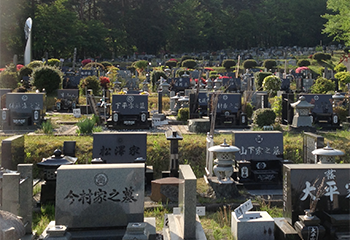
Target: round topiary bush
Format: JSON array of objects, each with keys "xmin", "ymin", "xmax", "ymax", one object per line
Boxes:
[
  {"xmin": 209, "ymin": 71, "xmax": 219, "ymax": 79},
  {"xmin": 297, "ymin": 59, "xmax": 311, "ymax": 67},
  {"xmin": 177, "ymin": 107, "xmax": 189, "ymax": 121},
  {"xmin": 0, "ymin": 68, "xmax": 18, "ymax": 89},
  {"xmin": 310, "ymin": 77, "xmax": 335, "ymax": 94},
  {"xmin": 252, "ymin": 108, "xmax": 276, "ymax": 127},
  {"xmin": 27, "ymin": 60, "xmax": 44, "ymax": 69},
  {"xmin": 18, "ymin": 66, "xmax": 33, "ymax": 81},
  {"xmin": 335, "ymin": 71, "xmax": 350, "ymax": 84},
  {"xmin": 254, "ymin": 72, "xmax": 272, "ymax": 90},
  {"xmin": 165, "ymin": 60, "xmax": 177, "ymax": 68},
  {"xmin": 334, "ymin": 63, "xmax": 347, "ymax": 73},
  {"xmin": 243, "ymin": 59, "xmax": 258, "ymax": 69},
  {"xmin": 313, "ymin": 52, "xmax": 331, "ymax": 61},
  {"xmin": 78, "ymin": 75, "xmax": 101, "ymax": 96},
  {"xmin": 100, "ymin": 61, "xmax": 113, "ymax": 68},
  {"xmin": 181, "ymin": 59, "xmax": 197, "ymax": 69},
  {"xmin": 47, "ymin": 58, "xmax": 60, "ymax": 67},
  {"xmin": 32, "ymin": 66, "xmax": 62, "ymax": 95},
  {"xmin": 262, "ymin": 75, "xmax": 282, "ymax": 95},
  {"xmin": 150, "ymin": 70, "xmax": 167, "ymax": 90},
  {"xmin": 222, "ymin": 59, "xmax": 236, "ymax": 71},
  {"xmin": 262, "ymin": 59, "xmax": 277, "ymax": 70}
]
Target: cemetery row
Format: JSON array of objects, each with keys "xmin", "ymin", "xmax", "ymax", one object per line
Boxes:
[{"xmin": 0, "ymin": 130, "xmax": 349, "ymax": 239}]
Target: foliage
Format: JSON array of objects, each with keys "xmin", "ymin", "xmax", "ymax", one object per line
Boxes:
[
  {"xmin": 335, "ymin": 71, "xmax": 350, "ymax": 84},
  {"xmin": 313, "ymin": 52, "xmax": 332, "ymax": 61},
  {"xmin": 179, "ymin": 55, "xmax": 194, "ymax": 66},
  {"xmin": 27, "ymin": 61, "xmax": 44, "ymax": 69},
  {"xmin": 262, "ymin": 75, "xmax": 281, "ymax": 95},
  {"xmin": 333, "ymin": 106, "xmax": 347, "ymax": 123},
  {"xmin": 272, "ymin": 96, "xmax": 282, "ymax": 119},
  {"xmin": 181, "ymin": 59, "xmax": 197, "ymax": 69},
  {"xmin": 222, "ymin": 59, "xmax": 236, "ymax": 71},
  {"xmin": 33, "ymin": 204, "xmax": 55, "ymax": 236},
  {"xmin": 334, "ymin": 63, "xmax": 347, "ymax": 72},
  {"xmin": 244, "ymin": 102, "xmax": 253, "ymax": 119},
  {"xmin": 0, "ymin": 66, "xmax": 18, "ymax": 89},
  {"xmin": 32, "ymin": 66, "xmax": 62, "ymax": 95},
  {"xmin": 175, "ymin": 69, "xmax": 190, "ymax": 77},
  {"xmin": 262, "ymin": 59, "xmax": 277, "ymax": 70},
  {"xmin": 322, "ymin": 0, "xmax": 350, "ymax": 46},
  {"xmin": 165, "ymin": 60, "xmax": 177, "ymax": 68},
  {"xmin": 133, "ymin": 60, "xmax": 149, "ymax": 75},
  {"xmin": 297, "ymin": 59, "xmax": 311, "ymax": 67},
  {"xmin": 76, "ymin": 115, "xmax": 98, "ymax": 135},
  {"xmin": 78, "ymin": 76, "xmax": 100, "ymax": 96},
  {"xmin": 252, "ymin": 108, "xmax": 276, "ymax": 127},
  {"xmin": 150, "ymin": 70, "xmax": 167, "ymax": 91},
  {"xmin": 46, "ymin": 58, "xmax": 60, "ymax": 67},
  {"xmin": 310, "ymin": 77, "xmax": 335, "ymax": 94},
  {"xmin": 41, "ymin": 119, "xmax": 54, "ymax": 134},
  {"xmin": 84, "ymin": 62, "xmax": 105, "ymax": 70},
  {"xmin": 18, "ymin": 66, "xmax": 33, "ymax": 81},
  {"xmin": 177, "ymin": 107, "xmax": 189, "ymax": 121},
  {"xmin": 254, "ymin": 72, "xmax": 272, "ymax": 90},
  {"xmin": 243, "ymin": 59, "xmax": 258, "ymax": 69},
  {"xmin": 100, "ymin": 61, "xmax": 113, "ymax": 68},
  {"xmin": 209, "ymin": 71, "xmax": 219, "ymax": 79}
]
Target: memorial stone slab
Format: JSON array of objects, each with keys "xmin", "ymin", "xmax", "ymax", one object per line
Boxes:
[
  {"xmin": 0, "ymin": 89, "xmax": 11, "ymax": 108},
  {"xmin": 55, "ymin": 164, "xmax": 144, "ymax": 229},
  {"xmin": 283, "ymin": 164, "xmax": 350, "ymax": 225},
  {"xmin": 63, "ymin": 75, "xmax": 82, "ymax": 89},
  {"xmin": 232, "ymin": 131, "xmax": 283, "ymax": 161},
  {"xmin": 300, "ymin": 94, "xmax": 333, "ymax": 114},
  {"xmin": 79, "ymin": 69, "xmax": 96, "ymax": 77},
  {"xmin": 92, "ymin": 132, "xmax": 147, "ymax": 163},
  {"xmin": 1, "ymin": 135, "xmax": 25, "ymax": 170},
  {"xmin": 57, "ymin": 89, "xmax": 79, "ymax": 100},
  {"xmin": 209, "ymin": 93, "xmax": 241, "ymax": 113},
  {"xmin": 168, "ymin": 78, "xmax": 191, "ymax": 92},
  {"xmin": 112, "ymin": 94, "xmax": 148, "ymax": 115},
  {"xmin": 6, "ymin": 93, "xmax": 45, "ymax": 114},
  {"xmin": 222, "ymin": 77, "xmax": 241, "ymax": 92},
  {"xmin": 303, "ymin": 132, "xmax": 324, "ymax": 164}
]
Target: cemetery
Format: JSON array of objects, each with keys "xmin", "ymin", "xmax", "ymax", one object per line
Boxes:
[{"xmin": 1, "ymin": 44, "xmax": 350, "ymax": 240}]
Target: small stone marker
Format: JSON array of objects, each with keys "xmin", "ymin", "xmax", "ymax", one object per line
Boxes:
[
  {"xmin": 233, "ymin": 199, "xmax": 258, "ymax": 219},
  {"xmin": 72, "ymin": 108, "xmax": 81, "ymax": 118}
]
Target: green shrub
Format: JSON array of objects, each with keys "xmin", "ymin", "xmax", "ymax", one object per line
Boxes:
[
  {"xmin": 262, "ymin": 59, "xmax": 277, "ymax": 70},
  {"xmin": 177, "ymin": 107, "xmax": 189, "ymax": 121},
  {"xmin": 209, "ymin": 71, "xmax": 219, "ymax": 79},
  {"xmin": 243, "ymin": 59, "xmax": 258, "ymax": 69},
  {"xmin": 334, "ymin": 63, "xmax": 347, "ymax": 73},
  {"xmin": 18, "ymin": 66, "xmax": 33, "ymax": 81},
  {"xmin": 46, "ymin": 58, "xmax": 60, "ymax": 67},
  {"xmin": 27, "ymin": 60, "xmax": 44, "ymax": 69},
  {"xmin": 133, "ymin": 60, "xmax": 149, "ymax": 74},
  {"xmin": 244, "ymin": 102, "xmax": 253, "ymax": 119},
  {"xmin": 272, "ymin": 95, "xmax": 282, "ymax": 119},
  {"xmin": 41, "ymin": 119, "xmax": 54, "ymax": 134},
  {"xmin": 297, "ymin": 59, "xmax": 311, "ymax": 67},
  {"xmin": 78, "ymin": 75, "xmax": 100, "ymax": 96},
  {"xmin": 333, "ymin": 106, "xmax": 347, "ymax": 123},
  {"xmin": 254, "ymin": 72, "xmax": 272, "ymax": 90},
  {"xmin": 222, "ymin": 59, "xmax": 236, "ymax": 71},
  {"xmin": 344, "ymin": 46, "xmax": 350, "ymax": 53},
  {"xmin": 252, "ymin": 108, "xmax": 276, "ymax": 127},
  {"xmin": 0, "ymin": 66, "xmax": 18, "ymax": 89},
  {"xmin": 262, "ymin": 75, "xmax": 281, "ymax": 95},
  {"xmin": 181, "ymin": 59, "xmax": 197, "ymax": 69},
  {"xmin": 310, "ymin": 77, "xmax": 335, "ymax": 94},
  {"xmin": 335, "ymin": 71, "xmax": 350, "ymax": 84},
  {"xmin": 165, "ymin": 60, "xmax": 177, "ymax": 68},
  {"xmin": 179, "ymin": 55, "xmax": 193, "ymax": 66},
  {"xmin": 313, "ymin": 52, "xmax": 331, "ymax": 61},
  {"xmin": 150, "ymin": 70, "xmax": 167, "ymax": 91},
  {"xmin": 100, "ymin": 61, "xmax": 113, "ymax": 68},
  {"xmin": 32, "ymin": 66, "xmax": 62, "ymax": 95},
  {"xmin": 76, "ymin": 116, "xmax": 97, "ymax": 135},
  {"xmin": 85, "ymin": 62, "xmax": 105, "ymax": 69}
]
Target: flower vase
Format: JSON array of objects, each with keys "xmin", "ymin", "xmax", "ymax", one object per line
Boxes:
[{"xmin": 304, "ymin": 209, "xmax": 314, "ymax": 220}]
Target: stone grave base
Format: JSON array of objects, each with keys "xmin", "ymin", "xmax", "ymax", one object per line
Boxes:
[
  {"xmin": 150, "ymin": 177, "xmax": 184, "ymax": 203},
  {"xmin": 206, "ymin": 177, "xmax": 239, "ymax": 199},
  {"xmin": 231, "ymin": 211, "xmax": 275, "ymax": 240},
  {"xmin": 41, "ymin": 218, "xmax": 156, "ymax": 240},
  {"xmin": 274, "ymin": 218, "xmax": 299, "ymax": 240},
  {"xmin": 162, "ymin": 214, "xmax": 206, "ymax": 240},
  {"xmin": 188, "ymin": 118, "xmax": 210, "ymax": 133}
]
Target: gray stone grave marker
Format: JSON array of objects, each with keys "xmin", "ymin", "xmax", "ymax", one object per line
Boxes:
[
  {"xmin": 1, "ymin": 135, "xmax": 25, "ymax": 171},
  {"xmin": 55, "ymin": 164, "xmax": 145, "ymax": 229},
  {"xmin": 303, "ymin": 132, "xmax": 324, "ymax": 164},
  {"xmin": 92, "ymin": 132, "xmax": 147, "ymax": 163}
]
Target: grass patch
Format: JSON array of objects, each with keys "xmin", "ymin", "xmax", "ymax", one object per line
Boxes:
[{"xmin": 33, "ymin": 204, "xmax": 55, "ymax": 236}]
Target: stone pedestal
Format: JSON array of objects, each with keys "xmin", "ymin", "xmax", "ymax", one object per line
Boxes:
[
  {"xmin": 231, "ymin": 211, "xmax": 274, "ymax": 240},
  {"xmin": 150, "ymin": 177, "xmax": 183, "ymax": 203},
  {"xmin": 294, "ymin": 215, "xmax": 325, "ymax": 240},
  {"xmin": 188, "ymin": 118, "xmax": 210, "ymax": 133},
  {"xmin": 207, "ymin": 177, "xmax": 239, "ymax": 199}
]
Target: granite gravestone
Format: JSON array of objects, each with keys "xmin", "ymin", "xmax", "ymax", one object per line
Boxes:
[
  {"xmin": 222, "ymin": 77, "xmax": 241, "ymax": 92},
  {"xmin": 92, "ymin": 132, "xmax": 147, "ymax": 163},
  {"xmin": 0, "ymin": 89, "xmax": 11, "ymax": 108},
  {"xmin": 283, "ymin": 164, "xmax": 350, "ymax": 225},
  {"xmin": 209, "ymin": 93, "xmax": 241, "ymax": 114},
  {"xmin": 303, "ymin": 132, "xmax": 324, "ymax": 164},
  {"xmin": 112, "ymin": 94, "xmax": 148, "ymax": 116},
  {"xmin": 79, "ymin": 69, "xmax": 96, "ymax": 77},
  {"xmin": 55, "ymin": 164, "xmax": 144, "ymax": 229},
  {"xmin": 1, "ymin": 135, "xmax": 25, "ymax": 171},
  {"xmin": 281, "ymin": 78, "xmax": 291, "ymax": 92},
  {"xmin": 168, "ymin": 77, "xmax": 191, "ymax": 92},
  {"xmin": 57, "ymin": 89, "xmax": 79, "ymax": 101},
  {"xmin": 189, "ymin": 92, "xmax": 209, "ymax": 118},
  {"xmin": 63, "ymin": 75, "xmax": 82, "ymax": 89},
  {"xmin": 232, "ymin": 131, "xmax": 283, "ymax": 184}
]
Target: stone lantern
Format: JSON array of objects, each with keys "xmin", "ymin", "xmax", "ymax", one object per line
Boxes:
[
  {"xmin": 165, "ymin": 130, "xmax": 183, "ymax": 177},
  {"xmin": 181, "ymin": 72, "xmax": 190, "ymax": 78},
  {"xmin": 206, "ymin": 78, "xmax": 213, "ymax": 91},
  {"xmin": 332, "ymin": 92, "xmax": 345, "ymax": 107},
  {"xmin": 312, "ymin": 142, "xmax": 344, "ymax": 164},
  {"xmin": 208, "ymin": 139, "xmax": 239, "ymax": 184},
  {"xmin": 37, "ymin": 149, "xmax": 77, "ymax": 204},
  {"xmin": 178, "ymin": 95, "xmax": 189, "ymax": 108},
  {"xmin": 159, "ymin": 77, "xmax": 170, "ymax": 95},
  {"xmin": 170, "ymin": 93, "xmax": 181, "ymax": 114},
  {"xmin": 291, "ymin": 96, "xmax": 314, "ymax": 128}
]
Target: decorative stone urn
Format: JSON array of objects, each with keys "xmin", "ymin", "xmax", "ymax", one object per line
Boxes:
[
  {"xmin": 312, "ymin": 142, "xmax": 344, "ymax": 164},
  {"xmin": 208, "ymin": 139, "xmax": 239, "ymax": 184}
]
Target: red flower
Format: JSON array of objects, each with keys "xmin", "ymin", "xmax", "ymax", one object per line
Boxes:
[
  {"xmin": 82, "ymin": 59, "xmax": 92, "ymax": 66},
  {"xmin": 99, "ymin": 76, "xmax": 110, "ymax": 88}
]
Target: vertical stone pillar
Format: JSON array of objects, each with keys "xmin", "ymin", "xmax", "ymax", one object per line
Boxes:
[
  {"xmin": 2, "ymin": 173, "xmax": 20, "ymax": 215},
  {"xmin": 18, "ymin": 164, "xmax": 33, "ymax": 234}
]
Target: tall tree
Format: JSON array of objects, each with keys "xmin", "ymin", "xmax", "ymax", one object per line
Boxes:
[{"xmin": 322, "ymin": 0, "xmax": 350, "ymax": 45}]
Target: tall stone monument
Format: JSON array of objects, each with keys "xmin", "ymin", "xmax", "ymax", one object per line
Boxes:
[{"xmin": 24, "ymin": 18, "xmax": 32, "ymax": 66}]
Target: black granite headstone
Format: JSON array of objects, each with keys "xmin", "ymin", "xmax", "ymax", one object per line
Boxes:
[
  {"xmin": 6, "ymin": 93, "xmax": 45, "ymax": 114},
  {"xmin": 92, "ymin": 132, "xmax": 147, "ymax": 163},
  {"xmin": 0, "ymin": 89, "xmax": 11, "ymax": 108},
  {"xmin": 57, "ymin": 89, "xmax": 79, "ymax": 100},
  {"xmin": 111, "ymin": 94, "xmax": 148, "ymax": 115},
  {"xmin": 283, "ymin": 164, "xmax": 350, "ymax": 225},
  {"xmin": 222, "ymin": 77, "xmax": 241, "ymax": 92},
  {"xmin": 281, "ymin": 93, "xmax": 294, "ymax": 125},
  {"xmin": 209, "ymin": 93, "xmax": 241, "ymax": 114},
  {"xmin": 281, "ymin": 78, "xmax": 291, "ymax": 92},
  {"xmin": 300, "ymin": 94, "xmax": 333, "ymax": 115},
  {"xmin": 63, "ymin": 76, "xmax": 82, "ymax": 89},
  {"xmin": 168, "ymin": 78, "xmax": 191, "ymax": 92},
  {"xmin": 79, "ymin": 69, "xmax": 96, "ymax": 77}
]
